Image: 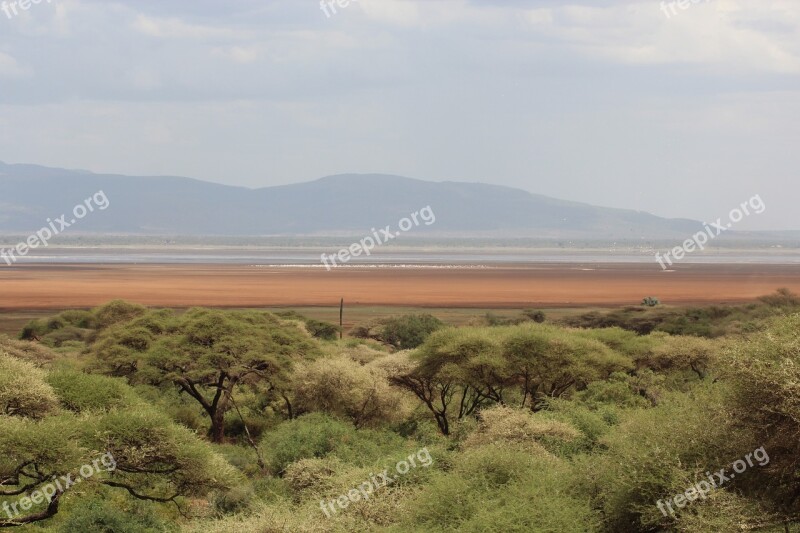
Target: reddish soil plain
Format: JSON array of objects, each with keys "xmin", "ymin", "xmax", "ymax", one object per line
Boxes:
[{"xmin": 1, "ymin": 263, "xmax": 799, "ymax": 310}]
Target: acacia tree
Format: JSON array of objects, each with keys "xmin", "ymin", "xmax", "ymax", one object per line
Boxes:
[
  {"xmin": 387, "ymin": 351, "xmax": 487, "ymax": 436},
  {"xmin": 0, "ymin": 355, "xmax": 239, "ymax": 528},
  {"xmin": 387, "ymin": 329, "xmax": 506, "ymax": 435},
  {"xmin": 90, "ymin": 306, "xmax": 320, "ymax": 443},
  {"xmin": 645, "ymin": 335, "xmax": 718, "ymax": 379},
  {"xmin": 389, "ymin": 325, "xmax": 633, "ymax": 433},
  {"xmin": 501, "ymin": 327, "xmax": 633, "ymax": 410}
]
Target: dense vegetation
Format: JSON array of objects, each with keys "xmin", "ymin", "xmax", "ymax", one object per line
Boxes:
[
  {"xmin": 561, "ymin": 288, "xmax": 800, "ymax": 337},
  {"xmin": 2, "ymin": 293, "xmax": 800, "ymax": 531}
]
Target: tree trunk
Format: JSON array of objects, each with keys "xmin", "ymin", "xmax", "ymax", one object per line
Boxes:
[{"xmin": 210, "ymin": 411, "xmax": 226, "ymax": 443}]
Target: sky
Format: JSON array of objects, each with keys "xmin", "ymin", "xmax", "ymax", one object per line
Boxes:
[{"xmin": 0, "ymin": 0, "xmax": 798, "ymax": 230}]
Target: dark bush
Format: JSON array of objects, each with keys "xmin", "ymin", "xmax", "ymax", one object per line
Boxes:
[
  {"xmin": 522, "ymin": 309, "xmax": 546, "ymax": 323},
  {"xmin": 304, "ymin": 318, "xmax": 340, "ymax": 340},
  {"xmin": 380, "ymin": 314, "xmax": 445, "ymax": 349},
  {"xmin": 350, "ymin": 314, "xmax": 444, "ymax": 349}
]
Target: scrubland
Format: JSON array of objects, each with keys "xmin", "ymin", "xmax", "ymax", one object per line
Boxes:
[{"xmin": 2, "ymin": 291, "xmax": 800, "ymax": 532}]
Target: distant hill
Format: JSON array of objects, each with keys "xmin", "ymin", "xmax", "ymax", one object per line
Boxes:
[{"xmin": 0, "ymin": 161, "xmax": 706, "ymax": 238}]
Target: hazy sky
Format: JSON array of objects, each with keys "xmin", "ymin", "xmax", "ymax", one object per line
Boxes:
[{"xmin": 0, "ymin": 0, "xmax": 798, "ymax": 230}]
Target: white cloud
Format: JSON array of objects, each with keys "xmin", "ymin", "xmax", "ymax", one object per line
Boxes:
[
  {"xmin": 212, "ymin": 46, "xmax": 260, "ymax": 64},
  {"xmin": 359, "ymin": 0, "xmax": 422, "ymax": 27},
  {"xmin": 0, "ymin": 52, "xmax": 31, "ymax": 78},
  {"xmin": 520, "ymin": 1, "xmax": 800, "ymax": 73},
  {"xmin": 132, "ymin": 14, "xmax": 242, "ymax": 40}
]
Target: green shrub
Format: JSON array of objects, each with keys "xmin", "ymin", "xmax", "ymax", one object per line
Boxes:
[
  {"xmin": 93, "ymin": 300, "xmax": 148, "ymax": 330},
  {"xmin": 215, "ymin": 444, "xmax": 260, "ymax": 474},
  {"xmin": 259, "ymin": 413, "xmax": 352, "ymax": 474},
  {"xmin": 41, "ymin": 326, "xmax": 91, "ymax": 347},
  {"xmin": 0, "ymin": 353, "xmax": 59, "ymax": 418},
  {"xmin": 59, "ymin": 309, "xmax": 96, "ymax": 329},
  {"xmin": 274, "ymin": 311, "xmax": 340, "ymax": 340},
  {"xmin": 251, "ymin": 476, "xmax": 291, "ymax": 503},
  {"xmin": 578, "ymin": 385, "xmax": 744, "ymax": 531},
  {"xmin": 212, "ymin": 485, "xmax": 255, "ymax": 516},
  {"xmin": 58, "ymin": 499, "xmax": 171, "ymax": 533},
  {"xmin": 352, "ymin": 314, "xmax": 444, "ymax": 349},
  {"xmin": 259, "ymin": 413, "xmax": 410, "ymax": 475},
  {"xmin": 305, "ymin": 318, "xmax": 340, "ymax": 340},
  {"xmin": 46, "ymin": 371, "xmax": 139, "ymax": 412},
  {"xmin": 402, "ymin": 445, "xmax": 596, "ymax": 532}
]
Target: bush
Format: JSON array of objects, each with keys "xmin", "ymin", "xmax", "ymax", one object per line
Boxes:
[
  {"xmin": 259, "ymin": 413, "xmax": 352, "ymax": 474},
  {"xmin": 58, "ymin": 309, "xmax": 97, "ymax": 329},
  {"xmin": 93, "ymin": 300, "xmax": 147, "ymax": 330},
  {"xmin": 212, "ymin": 485, "xmax": 255, "ymax": 516},
  {"xmin": 0, "ymin": 353, "xmax": 59, "ymax": 418},
  {"xmin": 483, "ymin": 312, "xmax": 527, "ymax": 326},
  {"xmin": 758, "ymin": 287, "xmax": 800, "ymax": 308},
  {"xmin": 463, "ymin": 405, "xmax": 579, "ymax": 456},
  {"xmin": 274, "ymin": 311, "xmax": 340, "ymax": 340},
  {"xmin": 283, "ymin": 456, "xmax": 342, "ymax": 498},
  {"xmin": 522, "ymin": 309, "xmax": 546, "ymax": 323},
  {"xmin": 259, "ymin": 413, "xmax": 410, "ymax": 475},
  {"xmin": 403, "ymin": 444, "xmax": 596, "ymax": 532},
  {"xmin": 46, "ymin": 370, "xmax": 139, "ymax": 413},
  {"xmin": 578, "ymin": 385, "xmax": 744, "ymax": 531},
  {"xmin": 41, "ymin": 326, "xmax": 91, "ymax": 347},
  {"xmin": 721, "ymin": 313, "xmax": 800, "ymax": 517},
  {"xmin": 641, "ymin": 335, "xmax": 718, "ymax": 379},
  {"xmin": 19, "ymin": 319, "xmax": 50, "ymax": 340},
  {"xmin": 0, "ymin": 336, "xmax": 58, "ymax": 366},
  {"xmin": 304, "ymin": 318, "xmax": 340, "ymax": 340},
  {"xmin": 571, "ymin": 374, "xmax": 651, "ymax": 410},
  {"xmin": 291, "ymin": 356, "xmax": 407, "ymax": 428},
  {"xmin": 351, "ymin": 314, "xmax": 444, "ymax": 349},
  {"xmin": 59, "ymin": 499, "xmax": 171, "ymax": 533}
]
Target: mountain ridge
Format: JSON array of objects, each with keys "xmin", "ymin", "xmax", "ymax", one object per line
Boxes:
[{"xmin": 0, "ymin": 161, "xmax": 705, "ymax": 238}]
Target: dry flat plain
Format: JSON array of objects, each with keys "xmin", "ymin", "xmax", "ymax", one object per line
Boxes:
[{"xmin": 1, "ymin": 263, "xmax": 799, "ymax": 310}]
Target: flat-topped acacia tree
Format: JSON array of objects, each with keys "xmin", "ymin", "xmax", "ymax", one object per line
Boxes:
[
  {"xmin": 390, "ymin": 324, "xmax": 633, "ymax": 434},
  {"xmin": 90, "ymin": 307, "xmax": 321, "ymax": 443},
  {"xmin": 0, "ymin": 353, "xmax": 239, "ymax": 527}
]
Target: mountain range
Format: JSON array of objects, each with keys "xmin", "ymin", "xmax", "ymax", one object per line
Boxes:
[{"xmin": 0, "ymin": 161, "xmax": 709, "ymax": 238}]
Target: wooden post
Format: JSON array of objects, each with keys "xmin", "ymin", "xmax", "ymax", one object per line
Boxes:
[{"xmin": 339, "ymin": 298, "xmax": 344, "ymax": 339}]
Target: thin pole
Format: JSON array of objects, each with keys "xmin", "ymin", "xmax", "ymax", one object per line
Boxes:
[{"xmin": 339, "ymin": 298, "xmax": 344, "ymax": 339}]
